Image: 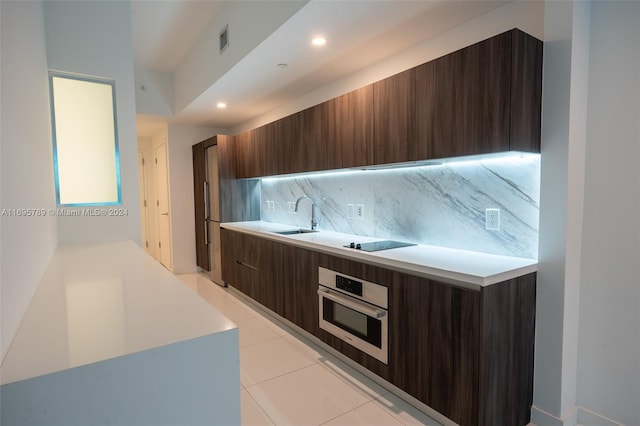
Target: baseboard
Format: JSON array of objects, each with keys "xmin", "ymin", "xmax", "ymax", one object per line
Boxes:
[
  {"xmin": 531, "ymin": 404, "xmax": 578, "ymax": 426},
  {"xmin": 577, "ymin": 407, "xmax": 623, "ymax": 426},
  {"xmin": 531, "ymin": 404, "xmax": 624, "ymax": 426}
]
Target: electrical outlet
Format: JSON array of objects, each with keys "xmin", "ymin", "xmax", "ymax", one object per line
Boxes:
[
  {"xmin": 485, "ymin": 208, "xmax": 500, "ymax": 230},
  {"xmin": 356, "ymin": 204, "xmax": 364, "ymax": 219},
  {"xmin": 347, "ymin": 204, "xmax": 355, "ymax": 219}
]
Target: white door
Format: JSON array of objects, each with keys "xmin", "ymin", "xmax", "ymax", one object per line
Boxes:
[
  {"xmin": 137, "ymin": 151, "xmax": 151, "ymax": 254},
  {"xmin": 155, "ymin": 143, "xmax": 172, "ymax": 270}
]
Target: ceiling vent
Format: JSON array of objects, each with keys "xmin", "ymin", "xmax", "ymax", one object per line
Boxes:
[{"xmin": 219, "ymin": 25, "xmax": 229, "ymax": 54}]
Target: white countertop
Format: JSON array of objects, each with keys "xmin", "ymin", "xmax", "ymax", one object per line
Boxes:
[
  {"xmin": 0, "ymin": 240, "xmax": 237, "ymax": 385},
  {"xmin": 221, "ymin": 221, "xmax": 537, "ymax": 289}
]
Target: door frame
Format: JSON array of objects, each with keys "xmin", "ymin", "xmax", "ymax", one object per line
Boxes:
[{"xmin": 154, "ymin": 142, "xmax": 173, "ymax": 270}]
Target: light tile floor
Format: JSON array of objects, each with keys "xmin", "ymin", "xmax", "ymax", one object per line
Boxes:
[{"xmin": 177, "ymin": 272, "xmax": 441, "ymax": 426}]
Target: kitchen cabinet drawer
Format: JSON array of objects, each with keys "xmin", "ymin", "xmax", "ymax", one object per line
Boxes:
[{"xmin": 220, "ymin": 229, "xmax": 285, "ymax": 315}]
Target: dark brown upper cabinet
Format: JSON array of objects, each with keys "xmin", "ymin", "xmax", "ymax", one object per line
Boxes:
[
  {"xmin": 298, "ymin": 86, "xmax": 374, "ymax": 173},
  {"xmin": 297, "ymin": 103, "xmax": 331, "ymax": 173},
  {"xmin": 231, "ymin": 28, "xmax": 541, "ymax": 177},
  {"xmin": 231, "ymin": 130, "xmax": 254, "ymax": 179},
  {"xmin": 373, "ymin": 28, "xmax": 542, "ymax": 164},
  {"xmin": 280, "ymin": 86, "xmax": 373, "ymax": 175},
  {"xmin": 373, "ymin": 68, "xmax": 417, "ymax": 163},
  {"xmin": 234, "ymin": 112, "xmax": 306, "ymax": 178},
  {"xmin": 268, "ymin": 114, "xmax": 300, "ymax": 175},
  {"xmin": 326, "ymin": 85, "xmax": 374, "ymax": 169},
  {"xmin": 233, "ymin": 85, "xmax": 375, "ymax": 178}
]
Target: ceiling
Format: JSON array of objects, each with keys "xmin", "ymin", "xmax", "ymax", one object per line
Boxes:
[{"xmin": 132, "ymin": 0, "xmax": 510, "ymax": 137}]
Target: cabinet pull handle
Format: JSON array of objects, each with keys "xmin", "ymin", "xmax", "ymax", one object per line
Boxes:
[
  {"xmin": 236, "ymin": 260, "xmax": 258, "ymax": 272},
  {"xmin": 204, "ymin": 182, "xmax": 209, "ymax": 220},
  {"xmin": 318, "ymin": 288, "xmax": 387, "ymax": 318}
]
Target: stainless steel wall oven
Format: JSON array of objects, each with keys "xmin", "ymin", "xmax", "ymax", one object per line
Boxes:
[{"xmin": 317, "ymin": 267, "xmax": 388, "ymax": 364}]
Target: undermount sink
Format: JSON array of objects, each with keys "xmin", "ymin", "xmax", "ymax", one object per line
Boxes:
[{"xmin": 274, "ymin": 229, "xmax": 318, "ymax": 235}]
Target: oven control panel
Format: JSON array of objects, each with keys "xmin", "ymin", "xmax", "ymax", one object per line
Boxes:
[
  {"xmin": 335, "ymin": 275, "xmax": 363, "ymax": 297},
  {"xmin": 318, "ymin": 267, "xmax": 388, "ymax": 309}
]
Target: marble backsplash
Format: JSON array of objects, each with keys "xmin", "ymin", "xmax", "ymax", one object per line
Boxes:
[{"xmin": 259, "ymin": 154, "xmax": 540, "ymax": 259}]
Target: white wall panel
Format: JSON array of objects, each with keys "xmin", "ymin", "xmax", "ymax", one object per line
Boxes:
[
  {"xmin": 0, "ymin": 0, "xmax": 58, "ymax": 362},
  {"xmin": 44, "ymin": 0, "xmax": 141, "ymax": 244},
  {"xmin": 577, "ymin": 2, "xmax": 640, "ymax": 424}
]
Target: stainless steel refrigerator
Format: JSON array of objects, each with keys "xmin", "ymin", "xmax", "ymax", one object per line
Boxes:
[{"xmin": 205, "ymin": 145, "xmax": 224, "ymax": 286}]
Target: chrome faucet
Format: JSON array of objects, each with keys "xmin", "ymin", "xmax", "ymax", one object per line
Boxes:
[{"xmin": 294, "ymin": 195, "xmax": 317, "ymax": 230}]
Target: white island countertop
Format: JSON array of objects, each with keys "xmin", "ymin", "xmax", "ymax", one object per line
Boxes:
[
  {"xmin": 0, "ymin": 240, "xmax": 237, "ymax": 385},
  {"xmin": 222, "ymin": 221, "xmax": 537, "ymax": 289}
]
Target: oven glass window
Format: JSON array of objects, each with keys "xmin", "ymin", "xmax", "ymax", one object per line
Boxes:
[
  {"xmin": 333, "ymin": 303, "xmax": 368, "ymax": 336},
  {"xmin": 323, "ymin": 297, "xmax": 382, "ymax": 348}
]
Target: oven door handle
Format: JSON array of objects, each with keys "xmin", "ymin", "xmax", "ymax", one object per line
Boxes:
[{"xmin": 318, "ymin": 288, "xmax": 387, "ymax": 319}]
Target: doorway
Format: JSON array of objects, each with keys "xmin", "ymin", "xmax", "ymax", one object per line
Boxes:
[
  {"xmin": 154, "ymin": 143, "xmax": 172, "ymax": 270},
  {"xmin": 137, "ymin": 150, "xmax": 150, "ymax": 253}
]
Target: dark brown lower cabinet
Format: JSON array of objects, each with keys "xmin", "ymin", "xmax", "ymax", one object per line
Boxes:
[
  {"xmin": 192, "ymin": 141, "xmax": 209, "ymax": 270},
  {"xmin": 393, "ymin": 274, "xmax": 480, "ymax": 425},
  {"xmin": 222, "ymin": 232, "xmax": 536, "ymax": 426},
  {"xmin": 220, "ymin": 229, "xmax": 284, "ymax": 316},
  {"xmin": 314, "ymin": 257, "xmax": 536, "ymax": 426},
  {"xmin": 282, "ymin": 246, "xmax": 322, "ymax": 335},
  {"xmin": 478, "ymin": 273, "xmax": 536, "ymax": 426}
]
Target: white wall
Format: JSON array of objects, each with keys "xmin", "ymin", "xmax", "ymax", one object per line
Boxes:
[
  {"xmin": 166, "ymin": 124, "xmax": 220, "ymax": 274},
  {"xmin": 134, "ymin": 68, "xmax": 173, "ymax": 117},
  {"xmin": 44, "ymin": 0, "xmax": 141, "ymax": 245},
  {"xmin": 0, "ymin": 1, "xmax": 58, "ymax": 362},
  {"xmin": 533, "ymin": 1, "xmax": 590, "ymax": 423},
  {"xmin": 174, "ymin": 0, "xmax": 307, "ymax": 112},
  {"xmin": 576, "ymin": 2, "xmax": 640, "ymax": 425}
]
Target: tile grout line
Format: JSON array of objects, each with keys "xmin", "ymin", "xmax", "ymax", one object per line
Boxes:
[
  {"xmin": 242, "ymin": 359, "xmax": 320, "ymax": 390},
  {"xmin": 241, "ymin": 388, "xmax": 277, "ymax": 426}
]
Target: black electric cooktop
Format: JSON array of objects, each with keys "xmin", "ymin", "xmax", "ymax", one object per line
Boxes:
[{"xmin": 343, "ymin": 240, "xmax": 417, "ymax": 252}]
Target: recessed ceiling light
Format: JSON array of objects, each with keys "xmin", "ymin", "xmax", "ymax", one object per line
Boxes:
[
  {"xmin": 217, "ymin": 102, "xmax": 227, "ymax": 109},
  {"xmin": 277, "ymin": 63, "xmax": 288, "ymax": 69},
  {"xmin": 311, "ymin": 37, "xmax": 327, "ymax": 46}
]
